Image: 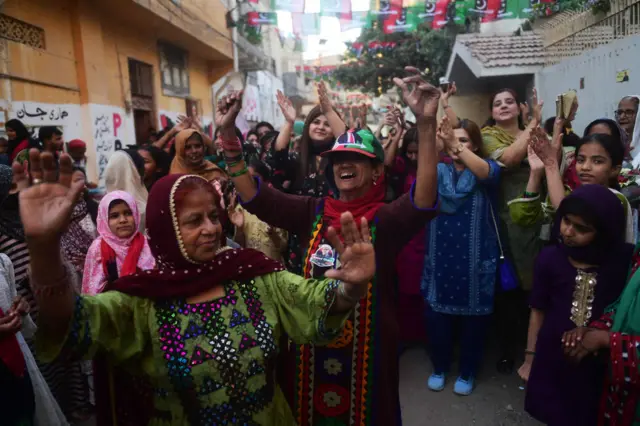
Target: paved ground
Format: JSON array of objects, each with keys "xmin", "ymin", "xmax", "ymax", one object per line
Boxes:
[{"xmin": 399, "ymin": 345, "xmax": 542, "ymax": 426}]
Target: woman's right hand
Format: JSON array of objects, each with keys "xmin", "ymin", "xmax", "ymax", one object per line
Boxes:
[
  {"xmin": 215, "ymin": 91, "xmax": 243, "ymax": 131},
  {"xmin": 518, "ymin": 360, "xmax": 532, "ymax": 382},
  {"xmin": 317, "ymin": 81, "xmax": 333, "ymax": 114},
  {"xmin": 277, "ymin": 90, "xmax": 296, "ymax": 124},
  {"xmin": 0, "ymin": 312, "xmax": 21, "ymax": 337},
  {"xmin": 16, "ymin": 149, "xmax": 85, "ymax": 246},
  {"xmin": 227, "ymin": 193, "xmax": 244, "ymax": 228}
]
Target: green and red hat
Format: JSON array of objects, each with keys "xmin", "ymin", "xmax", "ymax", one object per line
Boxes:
[{"xmin": 321, "ymin": 129, "xmax": 385, "ymax": 163}]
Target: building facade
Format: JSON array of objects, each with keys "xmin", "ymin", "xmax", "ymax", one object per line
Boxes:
[{"xmin": 0, "ymin": 0, "xmax": 233, "ymax": 183}]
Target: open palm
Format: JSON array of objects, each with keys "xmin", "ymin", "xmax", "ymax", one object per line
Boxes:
[
  {"xmin": 324, "ymin": 212, "xmax": 375, "ymax": 287},
  {"xmin": 277, "ymin": 90, "xmax": 296, "ymax": 123},
  {"xmin": 17, "ymin": 150, "xmax": 84, "ymax": 244}
]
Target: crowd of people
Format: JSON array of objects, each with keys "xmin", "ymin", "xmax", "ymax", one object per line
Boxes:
[{"xmin": 1, "ymin": 66, "xmax": 640, "ymax": 426}]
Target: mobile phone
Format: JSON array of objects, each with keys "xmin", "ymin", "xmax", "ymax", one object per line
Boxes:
[
  {"xmin": 439, "ymin": 77, "xmax": 450, "ymax": 93},
  {"xmin": 555, "ymin": 96, "xmax": 564, "ymax": 119}
]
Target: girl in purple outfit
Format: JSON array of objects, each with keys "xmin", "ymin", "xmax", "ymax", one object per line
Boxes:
[{"xmin": 518, "ymin": 184, "xmax": 633, "ymax": 426}]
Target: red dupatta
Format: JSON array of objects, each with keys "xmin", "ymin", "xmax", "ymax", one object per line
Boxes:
[
  {"xmin": 0, "ymin": 308, "xmax": 24, "ymax": 377},
  {"xmin": 323, "ymin": 175, "xmax": 386, "ymax": 233}
]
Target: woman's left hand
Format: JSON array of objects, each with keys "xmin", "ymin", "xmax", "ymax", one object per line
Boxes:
[
  {"xmin": 437, "ymin": 116, "xmax": 456, "ymax": 150},
  {"xmin": 530, "ymin": 88, "xmax": 544, "ymax": 125},
  {"xmin": 9, "ymin": 295, "xmax": 29, "ymax": 316},
  {"xmin": 324, "ymin": 212, "xmax": 375, "ymax": 290},
  {"xmin": 563, "ymin": 328, "xmax": 610, "ymax": 362},
  {"xmin": 393, "ymin": 66, "xmax": 440, "ymax": 119}
]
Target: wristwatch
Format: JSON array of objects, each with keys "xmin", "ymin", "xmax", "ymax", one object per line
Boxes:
[{"xmin": 451, "ymin": 144, "xmax": 465, "ymax": 155}]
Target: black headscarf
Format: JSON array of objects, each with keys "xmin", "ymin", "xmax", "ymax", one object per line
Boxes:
[
  {"xmin": 0, "ymin": 165, "xmax": 25, "ymax": 241},
  {"xmin": 5, "ymin": 119, "xmax": 31, "ymax": 157}
]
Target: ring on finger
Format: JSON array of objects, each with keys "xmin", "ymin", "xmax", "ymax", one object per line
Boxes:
[{"xmin": 32, "ymin": 178, "xmax": 43, "ymax": 186}]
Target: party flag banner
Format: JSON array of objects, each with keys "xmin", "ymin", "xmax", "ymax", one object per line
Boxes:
[
  {"xmin": 320, "ymin": 0, "xmax": 352, "ymax": 18},
  {"xmin": 247, "ymin": 12, "xmax": 278, "ymax": 26},
  {"xmin": 370, "ymin": 0, "xmax": 403, "ymax": 16},
  {"xmin": 292, "ymin": 13, "xmax": 321, "ymax": 35},
  {"xmin": 340, "ymin": 10, "xmax": 369, "ymax": 31},
  {"xmin": 271, "ymin": 0, "xmax": 305, "ymax": 13},
  {"xmin": 383, "ymin": 8, "xmax": 421, "ymax": 32}
]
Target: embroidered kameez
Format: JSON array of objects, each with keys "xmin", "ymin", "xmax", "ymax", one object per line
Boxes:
[{"xmin": 36, "ymin": 272, "xmax": 347, "ymax": 426}]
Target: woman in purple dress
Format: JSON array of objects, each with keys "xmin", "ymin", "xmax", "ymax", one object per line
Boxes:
[{"xmin": 518, "ymin": 184, "xmax": 633, "ymax": 426}]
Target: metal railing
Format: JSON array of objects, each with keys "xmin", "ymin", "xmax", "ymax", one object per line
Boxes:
[{"xmin": 541, "ymin": 0, "xmax": 640, "ymax": 65}]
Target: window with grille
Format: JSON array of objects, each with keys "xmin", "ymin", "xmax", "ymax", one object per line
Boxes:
[
  {"xmin": 0, "ymin": 14, "xmax": 45, "ymax": 49},
  {"xmin": 129, "ymin": 59, "xmax": 154, "ymax": 97},
  {"xmin": 158, "ymin": 41, "xmax": 190, "ymax": 97}
]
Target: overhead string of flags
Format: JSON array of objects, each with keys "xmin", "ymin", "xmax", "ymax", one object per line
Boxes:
[{"xmin": 246, "ymin": 0, "xmax": 556, "ymax": 35}]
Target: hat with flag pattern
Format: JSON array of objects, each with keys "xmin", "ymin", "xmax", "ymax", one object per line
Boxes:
[{"xmin": 321, "ymin": 129, "xmax": 385, "ymax": 162}]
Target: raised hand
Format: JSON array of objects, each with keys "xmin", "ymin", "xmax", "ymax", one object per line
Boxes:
[
  {"xmin": 529, "ymin": 127, "xmax": 556, "ymax": 167},
  {"xmin": 227, "ymin": 192, "xmax": 245, "ymax": 229},
  {"xmin": 17, "ymin": 149, "xmax": 85, "ymax": 245},
  {"xmin": 317, "ymin": 81, "xmax": 333, "ymax": 114},
  {"xmin": 277, "ymin": 90, "xmax": 296, "ymax": 124},
  {"xmin": 440, "ymin": 81, "xmax": 457, "ymax": 101},
  {"xmin": 527, "ymin": 145, "xmax": 545, "ymax": 172},
  {"xmin": 175, "ymin": 114, "xmax": 192, "ymax": 132},
  {"xmin": 324, "ymin": 212, "xmax": 374, "ymax": 288},
  {"xmin": 393, "ymin": 66, "xmax": 440, "ymax": 119},
  {"xmin": 531, "ymin": 88, "xmax": 544, "ymax": 125},
  {"xmin": 190, "ymin": 105, "xmax": 204, "ymax": 131},
  {"xmin": 215, "ymin": 91, "xmax": 243, "ymax": 130},
  {"xmin": 437, "ymin": 116, "xmax": 455, "ymax": 150}
]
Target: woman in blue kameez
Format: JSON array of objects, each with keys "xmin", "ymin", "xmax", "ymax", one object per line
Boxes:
[{"xmin": 422, "ymin": 117, "xmax": 500, "ymax": 395}]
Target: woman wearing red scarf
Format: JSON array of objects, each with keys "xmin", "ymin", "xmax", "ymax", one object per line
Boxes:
[
  {"xmin": 18, "ymin": 149, "xmax": 375, "ymax": 425},
  {"xmin": 219, "ymin": 67, "xmax": 440, "ymax": 426}
]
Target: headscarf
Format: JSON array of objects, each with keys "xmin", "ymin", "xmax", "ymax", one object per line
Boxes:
[
  {"xmin": 170, "ymin": 129, "xmax": 226, "ymax": 181},
  {"xmin": 5, "ymin": 119, "xmax": 31, "ymax": 162},
  {"xmin": 82, "ymin": 191, "xmax": 155, "ymax": 295},
  {"xmin": 624, "ymin": 95, "xmax": 640, "ymax": 168},
  {"xmin": 109, "ymin": 175, "xmax": 284, "ymax": 299},
  {"xmin": 0, "ymin": 165, "xmax": 24, "ymax": 241},
  {"xmin": 104, "ymin": 150, "xmax": 149, "ymax": 229},
  {"xmin": 553, "ymin": 184, "xmax": 631, "ymax": 265}
]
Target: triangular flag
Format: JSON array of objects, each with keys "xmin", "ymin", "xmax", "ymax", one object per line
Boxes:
[
  {"xmin": 340, "ymin": 10, "xmax": 369, "ymax": 31},
  {"xmin": 190, "ymin": 345, "xmax": 215, "ymax": 367},
  {"xmin": 247, "ymin": 11, "xmax": 278, "ymax": 26}
]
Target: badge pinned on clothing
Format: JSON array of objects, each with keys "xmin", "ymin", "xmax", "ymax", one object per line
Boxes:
[{"xmin": 310, "ymin": 244, "xmax": 336, "ymax": 268}]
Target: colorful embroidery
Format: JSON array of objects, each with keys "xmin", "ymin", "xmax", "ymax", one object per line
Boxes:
[
  {"xmin": 295, "ymin": 212, "xmax": 378, "ymax": 426},
  {"xmin": 155, "ymin": 280, "xmax": 277, "ymax": 424}
]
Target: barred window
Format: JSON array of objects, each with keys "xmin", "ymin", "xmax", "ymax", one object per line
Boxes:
[{"xmin": 0, "ymin": 14, "xmax": 45, "ymax": 49}]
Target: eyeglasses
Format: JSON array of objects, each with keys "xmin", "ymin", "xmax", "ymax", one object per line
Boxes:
[{"xmin": 615, "ymin": 109, "xmax": 637, "ymax": 117}]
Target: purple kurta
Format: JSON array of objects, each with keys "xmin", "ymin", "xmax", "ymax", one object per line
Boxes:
[{"xmin": 525, "ymin": 245, "xmax": 632, "ymax": 426}]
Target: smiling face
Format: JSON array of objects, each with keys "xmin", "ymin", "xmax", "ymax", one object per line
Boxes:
[
  {"xmin": 560, "ymin": 213, "xmax": 596, "ymax": 248},
  {"xmin": 184, "ymin": 134, "xmax": 205, "ymax": 167},
  {"xmin": 575, "ymin": 142, "xmax": 620, "ymax": 186},
  {"xmin": 309, "ymin": 114, "xmax": 333, "ymax": 141},
  {"xmin": 331, "ymin": 152, "xmax": 382, "ymax": 200},
  {"xmin": 107, "ymin": 200, "xmax": 136, "ymax": 239},
  {"xmin": 491, "ymin": 91, "xmax": 519, "ymax": 124},
  {"xmin": 177, "ymin": 187, "xmax": 223, "ymax": 263}
]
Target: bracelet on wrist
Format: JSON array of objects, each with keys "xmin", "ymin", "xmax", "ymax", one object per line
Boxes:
[
  {"xmin": 229, "ymin": 167, "xmax": 249, "ymax": 178},
  {"xmin": 226, "ymin": 160, "xmax": 242, "ymax": 168},
  {"xmin": 338, "ymin": 281, "xmax": 363, "ymax": 304},
  {"xmin": 524, "ymin": 191, "xmax": 539, "ymax": 198},
  {"xmin": 524, "ymin": 349, "xmax": 536, "ymax": 356},
  {"xmin": 224, "ymin": 153, "xmax": 243, "ymax": 163}
]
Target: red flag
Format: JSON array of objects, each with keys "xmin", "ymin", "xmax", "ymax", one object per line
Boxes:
[
  {"xmin": 482, "ymin": 0, "xmax": 503, "ymax": 21},
  {"xmin": 381, "ymin": 0, "xmax": 404, "ymax": 33},
  {"xmin": 430, "ymin": 0, "xmax": 452, "ymax": 28}
]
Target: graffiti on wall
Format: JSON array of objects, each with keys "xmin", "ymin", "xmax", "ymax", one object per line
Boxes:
[
  {"xmin": 7, "ymin": 102, "xmax": 82, "ymax": 141},
  {"xmin": 89, "ymin": 104, "xmax": 133, "ymax": 187}
]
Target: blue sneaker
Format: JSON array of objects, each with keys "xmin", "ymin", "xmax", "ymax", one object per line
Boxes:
[
  {"xmin": 427, "ymin": 373, "xmax": 446, "ymax": 391},
  {"xmin": 453, "ymin": 376, "xmax": 474, "ymax": 396}
]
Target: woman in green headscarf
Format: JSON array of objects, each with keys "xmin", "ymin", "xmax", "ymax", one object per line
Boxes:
[
  {"xmin": 482, "ymin": 88, "xmax": 543, "ymax": 373},
  {"xmin": 562, "ymin": 249, "xmax": 640, "ymax": 425}
]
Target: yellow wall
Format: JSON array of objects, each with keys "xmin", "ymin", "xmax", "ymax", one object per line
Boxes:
[
  {"xmin": 445, "ymin": 94, "xmax": 491, "ymax": 127},
  {"xmin": 2, "ymin": 0, "xmax": 233, "ymax": 116}
]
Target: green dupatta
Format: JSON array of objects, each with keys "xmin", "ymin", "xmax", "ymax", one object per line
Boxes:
[{"xmin": 611, "ymin": 242, "xmax": 640, "ymax": 333}]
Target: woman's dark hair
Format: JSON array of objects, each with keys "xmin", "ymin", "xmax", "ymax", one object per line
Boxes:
[
  {"xmin": 259, "ymin": 130, "xmax": 279, "ymax": 154},
  {"xmin": 5, "ymin": 119, "xmax": 34, "ymax": 155},
  {"xmin": 544, "ymin": 117, "xmax": 556, "ymax": 136},
  {"xmin": 246, "ymin": 130, "xmax": 259, "ymax": 142},
  {"xmin": 557, "ymin": 196, "xmax": 602, "ymax": 234},
  {"xmin": 124, "ymin": 149, "xmax": 146, "ymax": 179},
  {"xmin": 583, "ymin": 118, "xmax": 624, "ymax": 143},
  {"xmin": 248, "ymin": 158, "xmax": 272, "ymax": 182},
  {"xmin": 255, "ymin": 121, "xmax": 275, "ymax": 133},
  {"xmin": 457, "ymin": 119, "xmax": 485, "ymax": 157},
  {"xmin": 400, "ymin": 128, "xmax": 418, "ymax": 160},
  {"xmin": 484, "ymin": 88, "xmax": 524, "ymax": 130},
  {"xmin": 140, "ymin": 145, "xmax": 170, "ymax": 183},
  {"xmin": 214, "ymin": 126, "xmax": 245, "ymax": 144},
  {"xmin": 576, "ymin": 133, "xmax": 624, "ymax": 189}
]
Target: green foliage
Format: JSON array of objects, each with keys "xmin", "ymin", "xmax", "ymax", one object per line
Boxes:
[{"xmin": 332, "ymin": 23, "xmax": 459, "ymax": 95}]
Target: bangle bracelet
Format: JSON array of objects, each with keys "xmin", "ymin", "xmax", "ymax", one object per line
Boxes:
[
  {"xmin": 524, "ymin": 349, "xmax": 536, "ymax": 356},
  {"xmin": 524, "ymin": 191, "xmax": 539, "ymax": 198},
  {"xmin": 229, "ymin": 167, "xmax": 249, "ymax": 178},
  {"xmin": 226, "ymin": 160, "xmax": 242, "ymax": 168}
]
